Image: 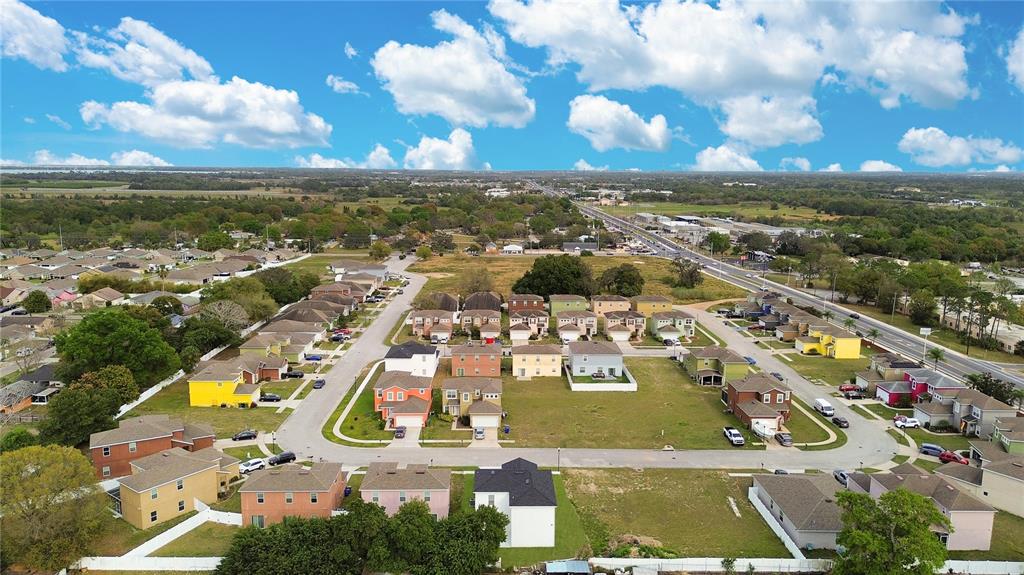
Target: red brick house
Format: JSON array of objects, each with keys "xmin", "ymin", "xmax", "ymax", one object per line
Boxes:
[
  {"xmin": 238, "ymin": 356, "xmax": 288, "ymax": 384},
  {"xmin": 88, "ymin": 415, "xmax": 215, "ymax": 479},
  {"xmin": 451, "ymin": 342, "xmax": 502, "ymax": 377},
  {"xmin": 240, "ymin": 463, "xmax": 345, "ymax": 528},
  {"xmin": 508, "ymin": 293, "xmax": 545, "ymax": 314},
  {"xmin": 724, "ymin": 374, "xmax": 792, "ymax": 433},
  {"xmin": 373, "ymin": 372, "xmax": 433, "ymax": 428}
]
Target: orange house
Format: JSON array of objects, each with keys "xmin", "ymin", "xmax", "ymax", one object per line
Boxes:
[
  {"xmin": 373, "ymin": 371, "xmax": 433, "ymax": 428},
  {"xmin": 240, "ymin": 463, "xmax": 346, "ymax": 528},
  {"xmin": 450, "ymin": 342, "xmax": 502, "ymax": 377},
  {"xmin": 88, "ymin": 415, "xmax": 215, "ymax": 479}
]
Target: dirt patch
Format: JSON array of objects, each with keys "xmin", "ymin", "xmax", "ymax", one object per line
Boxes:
[
  {"xmin": 422, "ymin": 272, "xmax": 454, "ymax": 278},
  {"xmin": 610, "ymin": 534, "xmax": 664, "ymax": 549}
]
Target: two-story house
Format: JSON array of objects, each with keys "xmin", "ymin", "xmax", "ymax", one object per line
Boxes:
[
  {"xmin": 360, "ymin": 462, "xmax": 451, "ymax": 518},
  {"xmin": 591, "ymin": 295, "xmax": 631, "ymax": 318},
  {"xmin": 854, "ymin": 352, "xmax": 920, "ymax": 393},
  {"xmin": 794, "ymin": 324, "xmax": 861, "ymax": 359},
  {"xmin": 117, "ymin": 447, "xmax": 239, "ymax": 529},
  {"xmin": 373, "ymin": 372, "xmax": 433, "ymax": 428},
  {"xmin": 463, "ymin": 291, "xmax": 502, "ymax": 312},
  {"xmin": 474, "ymin": 459, "xmax": 556, "ymax": 548},
  {"xmin": 461, "ymin": 309, "xmax": 502, "ymax": 334},
  {"xmin": 384, "ymin": 341, "xmax": 440, "ymax": 377},
  {"xmin": 649, "ymin": 310, "xmax": 695, "ymax": 341},
  {"xmin": 187, "ymin": 362, "xmax": 261, "ymax": 408},
  {"xmin": 876, "ymin": 367, "xmax": 963, "ymax": 408},
  {"xmin": 556, "ymin": 310, "xmax": 598, "ymax": 338},
  {"xmin": 939, "ymin": 419, "xmax": 1024, "ymax": 518},
  {"xmin": 724, "ymin": 374, "xmax": 792, "ymax": 433},
  {"xmin": 450, "ymin": 343, "xmax": 502, "ymax": 377},
  {"xmin": 683, "ymin": 346, "xmax": 749, "ymax": 386},
  {"xmin": 509, "ymin": 309, "xmax": 550, "ymax": 337},
  {"xmin": 631, "ymin": 295, "xmax": 672, "ymax": 316},
  {"xmin": 508, "ymin": 293, "xmax": 545, "ymax": 314},
  {"xmin": 240, "ymin": 463, "xmax": 345, "ymax": 528},
  {"xmin": 89, "ymin": 415, "xmax": 215, "ymax": 479},
  {"xmin": 421, "ymin": 292, "xmax": 460, "ymax": 312},
  {"xmin": 603, "ymin": 310, "xmax": 646, "ymax": 341},
  {"xmin": 567, "ymin": 341, "xmax": 624, "ymax": 379},
  {"xmin": 511, "ymin": 344, "xmax": 562, "ymax": 380},
  {"xmin": 549, "ymin": 294, "xmax": 589, "ymax": 316},
  {"xmin": 409, "ymin": 309, "xmax": 455, "ymax": 338},
  {"xmin": 441, "ymin": 377, "xmax": 503, "ymax": 428},
  {"xmin": 915, "ymin": 388, "xmax": 1018, "ymax": 437}
]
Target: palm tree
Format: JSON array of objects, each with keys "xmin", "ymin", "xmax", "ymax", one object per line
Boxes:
[
  {"xmin": 927, "ymin": 347, "xmax": 945, "ymax": 370},
  {"xmin": 822, "ymin": 310, "xmax": 834, "ymax": 322},
  {"xmin": 843, "ymin": 318, "xmax": 856, "ymax": 331},
  {"xmin": 867, "ymin": 328, "xmax": 881, "ymax": 342}
]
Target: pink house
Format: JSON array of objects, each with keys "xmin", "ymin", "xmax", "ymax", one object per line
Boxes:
[
  {"xmin": 51, "ymin": 290, "xmax": 79, "ymax": 308},
  {"xmin": 359, "ymin": 462, "xmax": 451, "ymax": 519},
  {"xmin": 874, "ymin": 367, "xmax": 964, "ymax": 407}
]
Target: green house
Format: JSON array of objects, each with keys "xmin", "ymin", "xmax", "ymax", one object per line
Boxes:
[
  {"xmin": 683, "ymin": 346, "xmax": 749, "ymax": 386},
  {"xmin": 548, "ymin": 294, "xmax": 589, "ymax": 317},
  {"xmin": 993, "ymin": 418, "xmax": 1024, "ymax": 455}
]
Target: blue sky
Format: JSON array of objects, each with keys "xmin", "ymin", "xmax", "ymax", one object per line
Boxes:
[{"xmin": 1, "ymin": 0, "xmax": 1022, "ymax": 172}]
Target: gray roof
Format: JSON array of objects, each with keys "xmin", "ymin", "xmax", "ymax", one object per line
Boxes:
[
  {"xmin": 467, "ymin": 400, "xmax": 502, "ymax": 415},
  {"xmin": 240, "ymin": 463, "xmax": 344, "ymax": 493},
  {"xmin": 386, "ymin": 341, "xmax": 437, "ymax": 359},
  {"xmin": 463, "ymin": 291, "xmax": 502, "ymax": 311},
  {"xmin": 361, "ymin": 462, "xmax": 450, "ymax": 491},
  {"xmin": 374, "ymin": 371, "xmax": 433, "ymax": 391},
  {"xmin": 935, "ymin": 462, "xmax": 984, "ymax": 486},
  {"xmin": 549, "ymin": 294, "xmax": 587, "ymax": 302},
  {"xmin": 512, "ymin": 344, "xmax": 562, "ymax": 355},
  {"xmin": 692, "ymin": 346, "xmax": 745, "ymax": 363},
  {"xmin": 119, "ymin": 448, "xmax": 219, "ymax": 492},
  {"xmin": 591, "ymin": 294, "xmax": 629, "ymax": 302},
  {"xmin": 451, "ymin": 342, "xmax": 502, "ymax": 355},
  {"xmin": 567, "ymin": 341, "xmax": 622, "ymax": 356},
  {"xmin": 90, "ymin": 414, "xmax": 214, "ymax": 449},
  {"xmin": 753, "ymin": 474, "xmax": 843, "ymax": 532},
  {"xmin": 873, "ymin": 465, "xmax": 993, "ymax": 512},
  {"xmin": 474, "ymin": 458, "xmax": 556, "ymax": 507},
  {"xmin": 442, "ymin": 377, "xmax": 502, "ymax": 394},
  {"xmin": 736, "ymin": 399, "xmax": 786, "ymax": 419},
  {"xmin": 730, "ymin": 374, "xmax": 790, "ymax": 394},
  {"xmin": 0, "ymin": 380, "xmax": 46, "ymax": 407},
  {"xmin": 651, "ymin": 310, "xmax": 694, "ymax": 320},
  {"xmin": 983, "ymin": 459, "xmax": 1024, "ymax": 482},
  {"xmin": 605, "ymin": 310, "xmax": 646, "ymax": 320}
]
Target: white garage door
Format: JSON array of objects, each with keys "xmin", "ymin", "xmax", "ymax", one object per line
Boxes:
[
  {"xmin": 471, "ymin": 414, "xmax": 501, "ymax": 429},
  {"xmin": 394, "ymin": 415, "xmax": 424, "ymax": 428}
]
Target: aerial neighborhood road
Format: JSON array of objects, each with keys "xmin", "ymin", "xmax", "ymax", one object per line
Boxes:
[{"xmin": 277, "ymin": 253, "xmax": 900, "ymax": 472}]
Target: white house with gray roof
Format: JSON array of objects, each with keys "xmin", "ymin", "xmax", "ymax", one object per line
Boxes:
[{"xmin": 474, "ymin": 459, "xmax": 555, "ymax": 548}]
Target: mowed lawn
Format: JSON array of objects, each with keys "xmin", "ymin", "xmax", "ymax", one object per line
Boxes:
[
  {"xmin": 563, "ymin": 469, "xmax": 790, "ymax": 558},
  {"xmin": 283, "ymin": 253, "xmax": 369, "ymax": 281},
  {"xmin": 602, "ymin": 202, "xmax": 830, "ymax": 223},
  {"xmin": 408, "ymin": 254, "xmax": 745, "ymax": 304},
  {"xmin": 125, "ymin": 378, "xmax": 288, "ymax": 439},
  {"xmin": 152, "ymin": 522, "xmax": 238, "ymax": 557},
  {"xmin": 503, "ymin": 358, "xmax": 760, "ymax": 449},
  {"xmin": 783, "ymin": 349, "xmax": 875, "ymax": 387}
]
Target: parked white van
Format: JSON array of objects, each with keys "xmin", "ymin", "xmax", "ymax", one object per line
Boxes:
[{"xmin": 813, "ymin": 398, "xmax": 835, "ymax": 417}]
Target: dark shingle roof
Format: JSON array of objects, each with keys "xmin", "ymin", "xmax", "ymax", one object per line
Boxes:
[
  {"xmin": 474, "ymin": 458, "xmax": 556, "ymax": 507},
  {"xmin": 386, "ymin": 341, "xmax": 437, "ymax": 359}
]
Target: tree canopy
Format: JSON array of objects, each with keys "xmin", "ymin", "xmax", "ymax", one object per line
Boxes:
[
  {"xmin": 22, "ymin": 290, "xmax": 52, "ymax": 313},
  {"xmin": 72, "ymin": 364, "xmax": 139, "ymax": 406},
  {"xmin": 670, "ymin": 258, "xmax": 704, "ymax": 289},
  {"xmin": 202, "ymin": 276, "xmax": 279, "ymax": 321},
  {"xmin": 512, "ymin": 254, "xmax": 595, "ymax": 298},
  {"xmin": 38, "ymin": 385, "xmax": 121, "ymax": 446},
  {"xmin": 597, "ymin": 264, "xmax": 645, "ymax": 297}
]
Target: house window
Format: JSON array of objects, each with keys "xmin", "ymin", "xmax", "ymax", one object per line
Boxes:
[
  {"xmin": 178, "ymin": 500, "xmax": 185, "ymax": 512},
  {"xmin": 424, "ymin": 491, "xmax": 431, "ymax": 502},
  {"xmin": 376, "ymin": 390, "xmax": 382, "ymax": 398},
  {"xmin": 102, "ymin": 446, "xmax": 110, "ymax": 457},
  {"xmin": 463, "ymin": 392, "xmax": 470, "ymax": 402},
  {"xmin": 285, "ymin": 492, "xmax": 293, "ymax": 504},
  {"xmin": 128, "ymin": 442, "xmax": 137, "ymax": 453},
  {"xmin": 257, "ymin": 492, "xmax": 265, "ymax": 504},
  {"xmin": 150, "ymin": 511, "xmax": 158, "ymax": 523},
  {"xmin": 487, "ymin": 494, "xmax": 495, "ymax": 506},
  {"xmin": 446, "ymin": 390, "xmax": 457, "ymax": 399},
  {"xmin": 252, "ymin": 515, "xmax": 265, "ymax": 528},
  {"xmin": 399, "ymin": 491, "xmax": 406, "ymax": 503},
  {"xmin": 102, "ymin": 466, "xmax": 111, "ymax": 477},
  {"xmin": 579, "ymin": 367, "xmax": 585, "ymax": 374},
  {"xmin": 310, "ymin": 493, "xmax": 318, "ymax": 503},
  {"xmin": 763, "ymin": 395, "xmax": 771, "ymax": 404},
  {"xmin": 176, "ymin": 479, "xmax": 184, "ymax": 491},
  {"xmin": 777, "ymin": 394, "xmax": 784, "ymax": 404},
  {"xmin": 387, "ymin": 391, "xmax": 394, "ymax": 401},
  {"xmin": 372, "ymin": 491, "xmax": 380, "ymax": 503},
  {"xmin": 397, "ymin": 392, "xmax": 404, "ymax": 401},
  {"xmin": 150, "ymin": 489, "xmax": 158, "ymax": 500},
  {"xmin": 419, "ymin": 388, "xmax": 425, "ymax": 394}
]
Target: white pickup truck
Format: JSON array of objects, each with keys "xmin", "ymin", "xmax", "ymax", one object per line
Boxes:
[{"xmin": 723, "ymin": 426, "xmax": 746, "ymax": 447}]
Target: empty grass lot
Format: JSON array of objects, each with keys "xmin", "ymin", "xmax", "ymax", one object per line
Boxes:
[
  {"xmin": 502, "ymin": 358, "xmax": 761, "ymax": 449},
  {"xmin": 124, "ymin": 378, "xmax": 288, "ymax": 439},
  {"xmin": 603, "ymin": 202, "xmax": 831, "ymax": 224},
  {"xmin": 91, "ymin": 512, "xmax": 199, "ymax": 556},
  {"xmin": 563, "ymin": 469, "xmax": 790, "ymax": 558},
  {"xmin": 783, "ymin": 349, "xmax": 875, "ymax": 387},
  {"xmin": 152, "ymin": 522, "xmax": 238, "ymax": 557},
  {"xmin": 334, "ymin": 366, "xmax": 392, "ymax": 441},
  {"xmin": 283, "ymin": 253, "xmax": 368, "ymax": 280}
]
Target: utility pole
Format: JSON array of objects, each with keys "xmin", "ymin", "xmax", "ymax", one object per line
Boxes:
[{"xmin": 58, "ymin": 223, "xmax": 64, "ymax": 251}]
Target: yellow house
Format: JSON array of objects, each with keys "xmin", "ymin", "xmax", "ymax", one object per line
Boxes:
[
  {"xmin": 117, "ymin": 448, "xmax": 239, "ymax": 529},
  {"xmin": 630, "ymin": 295, "xmax": 673, "ymax": 317},
  {"xmin": 188, "ymin": 362, "xmax": 260, "ymax": 407},
  {"xmin": 511, "ymin": 344, "xmax": 562, "ymax": 380},
  {"xmin": 795, "ymin": 325, "xmax": 862, "ymax": 359}
]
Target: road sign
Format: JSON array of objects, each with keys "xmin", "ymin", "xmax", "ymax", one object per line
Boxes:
[{"xmin": 920, "ymin": 328, "xmax": 932, "ymax": 336}]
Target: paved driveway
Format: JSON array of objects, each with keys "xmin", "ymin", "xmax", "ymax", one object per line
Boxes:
[{"xmin": 276, "ymin": 256, "xmax": 898, "ymax": 471}]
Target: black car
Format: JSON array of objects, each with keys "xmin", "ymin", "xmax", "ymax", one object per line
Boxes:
[
  {"xmin": 267, "ymin": 451, "xmax": 296, "ymax": 466},
  {"xmin": 312, "ymin": 378, "xmax": 326, "ymax": 389},
  {"xmin": 832, "ymin": 416, "xmax": 850, "ymax": 428},
  {"xmin": 849, "ymin": 313, "xmax": 861, "ymax": 320},
  {"xmin": 770, "ymin": 372, "xmax": 784, "ymax": 381},
  {"xmin": 260, "ymin": 393, "xmax": 282, "ymax": 402},
  {"xmin": 283, "ymin": 370, "xmax": 304, "ymax": 378},
  {"xmin": 232, "ymin": 430, "xmax": 257, "ymax": 441},
  {"xmin": 10, "ymin": 308, "xmax": 28, "ymax": 316},
  {"xmin": 843, "ymin": 390, "xmax": 865, "ymax": 400},
  {"xmin": 394, "ymin": 426, "xmax": 407, "ymax": 439}
]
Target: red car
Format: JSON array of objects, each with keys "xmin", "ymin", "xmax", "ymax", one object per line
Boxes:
[
  {"xmin": 333, "ymin": 328, "xmax": 353, "ymax": 335},
  {"xmin": 939, "ymin": 451, "xmax": 969, "ymax": 465},
  {"xmin": 839, "ymin": 384, "xmax": 860, "ymax": 392}
]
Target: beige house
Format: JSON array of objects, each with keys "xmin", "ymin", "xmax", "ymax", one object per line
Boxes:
[
  {"xmin": 73, "ymin": 286, "xmax": 125, "ymax": 309},
  {"xmin": 509, "ymin": 309, "xmax": 549, "ymax": 337},
  {"xmin": 591, "ymin": 295, "xmax": 630, "ymax": 318},
  {"xmin": 441, "ymin": 377, "xmax": 503, "ymax": 428},
  {"xmin": 556, "ymin": 310, "xmax": 598, "ymax": 337},
  {"xmin": 604, "ymin": 310, "xmax": 646, "ymax": 339},
  {"xmin": 511, "ymin": 344, "xmax": 561, "ymax": 380}
]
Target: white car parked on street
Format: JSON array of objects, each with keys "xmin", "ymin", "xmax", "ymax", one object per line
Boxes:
[{"xmin": 240, "ymin": 458, "xmax": 267, "ymax": 474}]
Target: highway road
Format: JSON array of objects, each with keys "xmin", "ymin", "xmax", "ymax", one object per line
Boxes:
[{"xmin": 531, "ymin": 181, "xmax": 1024, "ymax": 390}]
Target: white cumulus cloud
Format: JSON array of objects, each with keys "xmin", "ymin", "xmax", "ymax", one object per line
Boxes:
[
  {"xmin": 1006, "ymin": 26, "xmax": 1024, "ymax": 92},
  {"xmin": 295, "ymin": 144, "xmax": 396, "ymax": 170},
  {"xmin": 693, "ymin": 145, "xmax": 762, "ymax": 172},
  {"xmin": 372, "ymin": 10, "xmax": 535, "ymax": 128},
  {"xmin": 72, "ymin": 17, "xmax": 214, "ymax": 87},
  {"xmin": 573, "ymin": 159, "xmax": 608, "ymax": 171},
  {"xmin": 780, "ymin": 157, "xmax": 811, "ymax": 171},
  {"xmin": 819, "ymin": 163, "xmax": 843, "ymax": 172},
  {"xmin": 0, "ymin": 0, "xmax": 69, "ymax": 71},
  {"xmin": 859, "ymin": 160, "xmax": 902, "ymax": 172},
  {"xmin": 898, "ymin": 127, "xmax": 1022, "ymax": 167},
  {"xmin": 719, "ymin": 95, "xmax": 822, "ymax": 148},
  {"xmin": 110, "ymin": 149, "xmax": 171, "ymax": 166},
  {"xmin": 46, "ymin": 113, "xmax": 70, "ymax": 129},
  {"xmin": 325, "ymin": 74, "xmax": 361, "ymax": 95},
  {"xmin": 403, "ymin": 128, "xmax": 485, "ymax": 170},
  {"xmin": 32, "ymin": 149, "xmax": 109, "ymax": 166},
  {"xmin": 344, "ymin": 41, "xmax": 358, "ymax": 59},
  {"xmin": 23, "ymin": 116, "xmax": 34, "ymax": 124},
  {"xmin": 567, "ymin": 95, "xmax": 672, "ymax": 152}
]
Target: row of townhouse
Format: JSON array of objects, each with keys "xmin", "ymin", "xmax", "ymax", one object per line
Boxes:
[
  {"xmin": 736, "ymin": 292, "xmax": 862, "ymax": 359},
  {"xmin": 940, "ymin": 418, "xmax": 1024, "ymax": 518}
]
